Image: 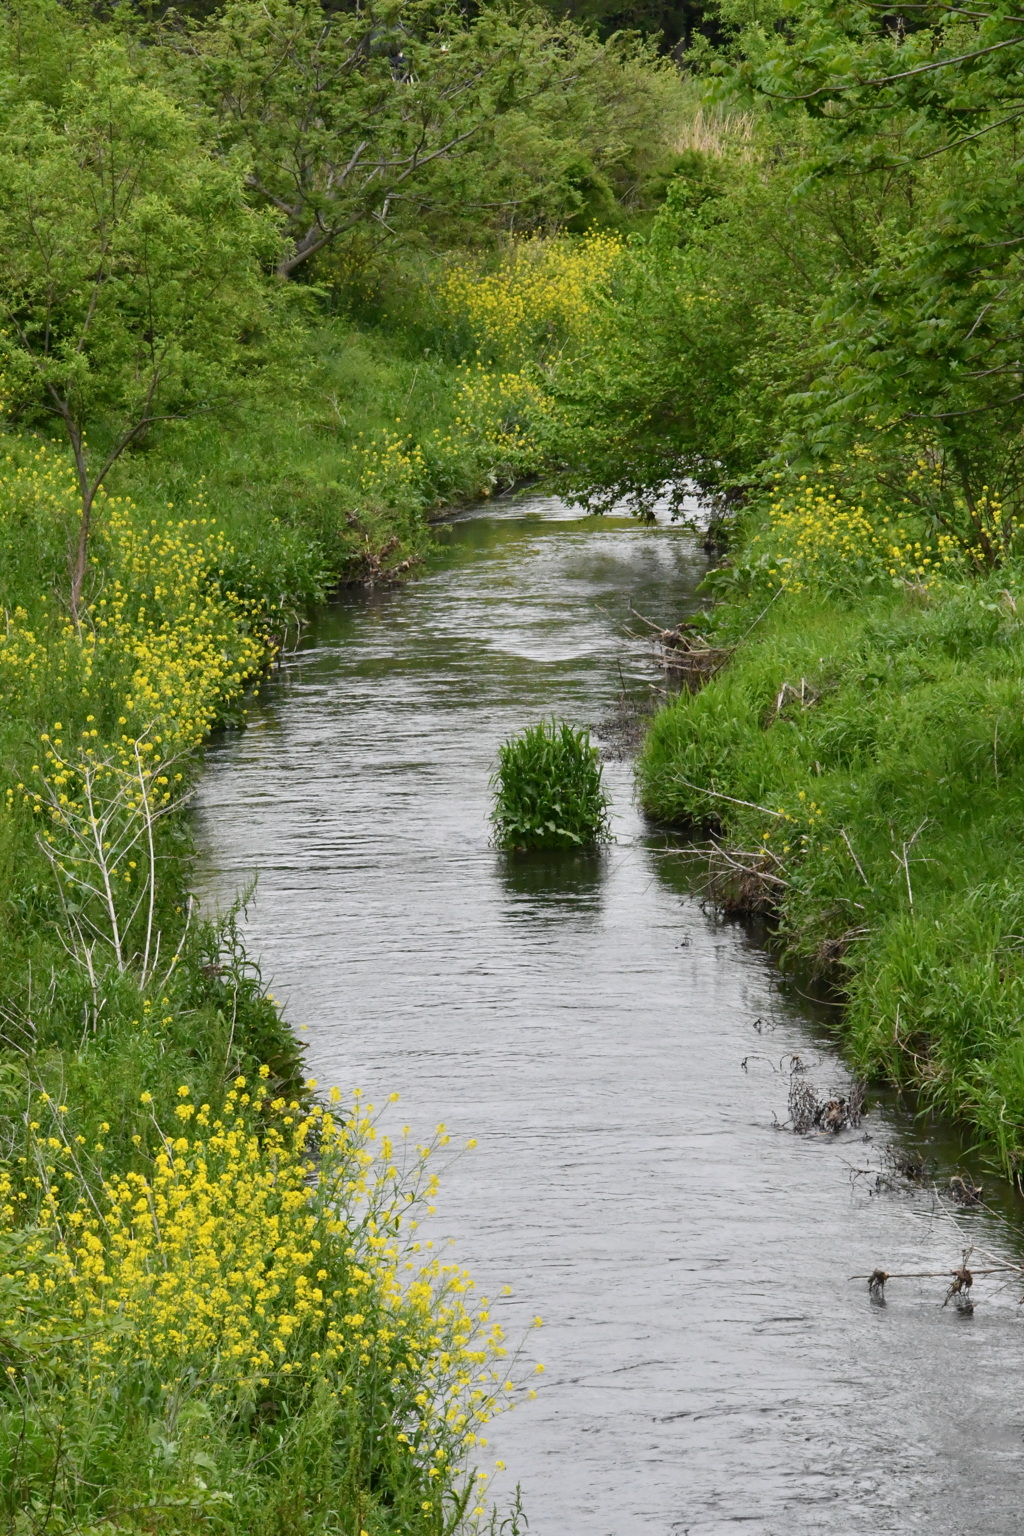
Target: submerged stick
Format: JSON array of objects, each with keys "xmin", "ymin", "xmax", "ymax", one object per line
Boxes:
[
  {"xmin": 854, "ymin": 1238, "xmax": 1023, "ymax": 1311},
  {"xmin": 850, "ymin": 1267, "xmax": 1021, "ymax": 1281},
  {"xmin": 628, "ymin": 604, "xmax": 700, "ymax": 635}
]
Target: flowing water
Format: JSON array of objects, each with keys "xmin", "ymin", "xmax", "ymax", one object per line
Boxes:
[{"xmin": 196, "ymin": 496, "xmax": 1024, "ymax": 1535}]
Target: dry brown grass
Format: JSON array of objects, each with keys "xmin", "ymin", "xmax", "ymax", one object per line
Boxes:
[{"xmin": 672, "ymin": 106, "xmax": 757, "ymax": 161}]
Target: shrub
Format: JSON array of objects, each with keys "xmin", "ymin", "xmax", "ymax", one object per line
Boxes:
[
  {"xmin": 736, "ymin": 477, "xmax": 961, "ymax": 599},
  {"xmin": 434, "ymin": 233, "xmax": 624, "ymax": 367},
  {"xmin": 491, "ymin": 719, "xmax": 610, "ymax": 851},
  {"xmin": 0, "ymin": 1079, "xmax": 538, "ymax": 1531}
]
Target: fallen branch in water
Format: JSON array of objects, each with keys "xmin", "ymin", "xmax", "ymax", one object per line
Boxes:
[
  {"xmin": 788, "ymin": 1070, "xmax": 865, "ymax": 1134},
  {"xmin": 852, "ymin": 1245, "xmax": 1024, "ymax": 1310},
  {"xmin": 627, "ymin": 604, "xmax": 703, "ymax": 637},
  {"xmin": 852, "ymin": 1267, "xmax": 1019, "ymax": 1281},
  {"xmin": 711, "ymin": 843, "xmax": 790, "ymax": 887},
  {"xmin": 703, "ymin": 838, "xmax": 792, "ymax": 915}
]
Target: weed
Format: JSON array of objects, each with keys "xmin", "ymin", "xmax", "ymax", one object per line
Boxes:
[{"xmin": 491, "ymin": 719, "xmax": 611, "ymax": 851}]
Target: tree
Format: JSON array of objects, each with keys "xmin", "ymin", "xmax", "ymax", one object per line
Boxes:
[
  {"xmin": 168, "ymin": 0, "xmax": 676, "ymax": 275},
  {"xmin": 533, "ymin": 0, "xmax": 724, "ymax": 56},
  {"xmin": 727, "ymin": 1, "xmax": 1024, "ymax": 559},
  {"xmin": 168, "ymin": 0, "xmax": 524, "ymax": 278},
  {"xmin": 549, "ymin": 131, "xmax": 902, "ymax": 516},
  {"xmin": 400, "ymin": 23, "xmax": 680, "ymax": 242},
  {"xmin": 0, "ymin": 36, "xmax": 279, "ymax": 617}
]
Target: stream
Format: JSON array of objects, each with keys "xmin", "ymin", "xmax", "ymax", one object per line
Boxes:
[{"xmin": 196, "ymin": 495, "xmax": 1024, "ymax": 1535}]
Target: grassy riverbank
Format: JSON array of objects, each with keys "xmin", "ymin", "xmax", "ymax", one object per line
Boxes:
[
  {"xmin": 514, "ymin": 3, "xmax": 1024, "ymax": 1177},
  {"xmin": 638, "ymin": 520, "xmax": 1024, "ymax": 1175},
  {"xmin": 0, "ymin": 396, "xmax": 547, "ymax": 1528},
  {"xmin": 0, "ymin": 213, "xmax": 618, "ymax": 1536},
  {"xmin": 0, "ymin": 222, "xmax": 601, "ymax": 1517}
]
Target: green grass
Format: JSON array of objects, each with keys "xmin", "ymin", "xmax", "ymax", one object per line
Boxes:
[
  {"xmin": 0, "ymin": 304, "xmax": 551, "ymax": 1134},
  {"xmin": 638, "ymin": 573, "xmax": 1024, "ymax": 1172},
  {"xmin": 104, "ymin": 316, "xmax": 543, "ymax": 608},
  {"xmin": 491, "ymin": 719, "xmax": 611, "ymax": 851}
]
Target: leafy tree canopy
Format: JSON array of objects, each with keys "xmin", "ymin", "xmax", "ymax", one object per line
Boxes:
[
  {"xmin": 728, "ymin": 1, "xmax": 1024, "ymax": 557},
  {"xmin": 551, "ymin": 0, "xmax": 1024, "ymax": 565},
  {"xmin": 155, "ymin": 0, "xmax": 681, "ymax": 274},
  {"xmin": 0, "ymin": 25, "xmax": 280, "ymax": 612}
]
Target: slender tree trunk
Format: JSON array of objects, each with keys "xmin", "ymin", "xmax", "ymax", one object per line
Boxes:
[
  {"xmin": 70, "ymin": 486, "xmax": 95, "ymax": 623},
  {"xmin": 52, "ymin": 397, "xmax": 94, "ymax": 625},
  {"xmin": 275, "ymin": 225, "xmax": 340, "ymax": 279},
  {"xmin": 53, "ymin": 392, "xmax": 165, "ymax": 620}
]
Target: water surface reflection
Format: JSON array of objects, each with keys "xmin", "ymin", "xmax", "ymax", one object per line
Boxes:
[{"xmin": 197, "ymin": 497, "xmax": 1024, "ymax": 1535}]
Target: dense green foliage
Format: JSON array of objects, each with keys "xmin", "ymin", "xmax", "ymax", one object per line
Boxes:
[
  {"xmin": 13, "ymin": 0, "xmax": 1024, "ymax": 1515},
  {"xmin": 173, "ymin": 0, "xmax": 679, "ymax": 264},
  {"xmin": 0, "ymin": 31, "xmax": 280, "ymax": 614},
  {"xmin": 551, "ymin": 1, "xmax": 1024, "ymax": 546},
  {"xmin": 491, "ymin": 719, "xmax": 610, "ymax": 850}
]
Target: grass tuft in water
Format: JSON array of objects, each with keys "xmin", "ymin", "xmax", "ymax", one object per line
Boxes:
[{"xmin": 491, "ymin": 718, "xmax": 611, "ymax": 851}]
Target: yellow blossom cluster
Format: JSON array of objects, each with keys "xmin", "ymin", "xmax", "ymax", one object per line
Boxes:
[
  {"xmin": 0, "ymin": 445, "xmax": 267, "ymax": 755},
  {"xmin": 444, "ymin": 362, "xmax": 554, "ymax": 477},
  {"xmin": 753, "ymin": 479, "xmax": 959, "ymax": 593},
  {"xmin": 760, "ymin": 790, "xmax": 832, "ymax": 858},
  {"xmin": 91, "ymin": 501, "xmax": 267, "ymax": 749},
  {"xmin": 1, "ymin": 447, "xmax": 269, "ymax": 838},
  {"xmin": 312, "ymin": 236, "xmax": 617, "ymax": 510},
  {"xmin": 902, "ymin": 456, "xmax": 1024, "ymax": 564},
  {"xmin": 354, "ymin": 366, "xmax": 555, "ymax": 505},
  {"xmin": 0, "ymin": 441, "xmax": 79, "ymax": 525},
  {"xmin": 0, "ymin": 444, "xmax": 274, "ymax": 975},
  {"xmin": 0, "ymin": 604, "xmax": 45, "ymax": 701},
  {"xmin": 960, "ymin": 486, "xmax": 1022, "ymax": 564},
  {"xmin": 354, "ymin": 425, "xmax": 430, "ymax": 505},
  {"xmin": 437, "ymin": 231, "xmax": 623, "ymax": 363},
  {"xmin": 2, "ymin": 1081, "xmax": 537, "ymax": 1477}
]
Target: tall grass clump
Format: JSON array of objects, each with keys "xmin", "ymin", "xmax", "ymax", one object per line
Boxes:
[{"xmin": 491, "ymin": 719, "xmax": 610, "ymax": 851}]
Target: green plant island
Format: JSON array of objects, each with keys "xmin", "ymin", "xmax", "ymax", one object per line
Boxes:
[
  {"xmin": 7, "ymin": 0, "xmax": 1024, "ymax": 1526},
  {"xmin": 491, "ymin": 719, "xmax": 611, "ymax": 850}
]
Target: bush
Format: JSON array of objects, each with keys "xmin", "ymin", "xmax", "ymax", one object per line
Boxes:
[
  {"xmin": 491, "ymin": 719, "xmax": 610, "ymax": 851},
  {"xmin": 0, "ymin": 1081, "xmax": 535, "ymax": 1532}
]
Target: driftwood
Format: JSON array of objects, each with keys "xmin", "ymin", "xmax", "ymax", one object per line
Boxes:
[
  {"xmin": 705, "ymin": 840, "xmax": 790, "ymax": 914},
  {"xmin": 854, "ymin": 1217, "xmax": 1024, "ymax": 1315},
  {"xmin": 661, "ymin": 629, "xmax": 734, "ymax": 690},
  {"xmin": 852, "ymin": 1245, "xmax": 1024, "ymax": 1313},
  {"xmin": 787, "ymin": 1069, "xmax": 866, "ymax": 1135},
  {"xmin": 629, "ymin": 585, "xmax": 787, "ymax": 695},
  {"xmin": 626, "ymin": 607, "xmax": 733, "ymax": 691},
  {"xmin": 744, "ymin": 1051, "xmax": 867, "ymax": 1137}
]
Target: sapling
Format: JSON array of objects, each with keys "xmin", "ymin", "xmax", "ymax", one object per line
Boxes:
[{"xmin": 0, "ymin": 41, "xmax": 278, "ymax": 619}]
